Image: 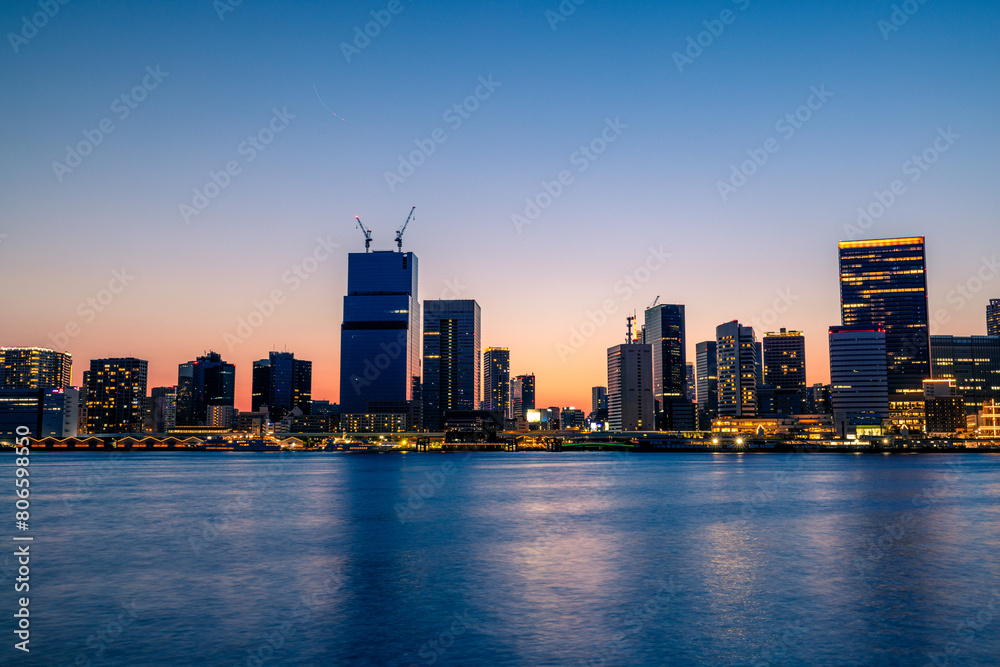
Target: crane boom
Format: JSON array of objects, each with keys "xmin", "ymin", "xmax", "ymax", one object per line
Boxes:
[
  {"xmin": 395, "ymin": 206, "xmax": 416, "ymax": 251},
  {"xmin": 355, "ymin": 216, "xmax": 372, "ymax": 253}
]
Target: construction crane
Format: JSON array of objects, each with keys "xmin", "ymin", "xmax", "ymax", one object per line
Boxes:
[
  {"xmin": 649, "ymin": 295, "xmax": 660, "ymax": 309},
  {"xmin": 395, "ymin": 206, "xmax": 416, "ymax": 252},
  {"xmin": 355, "ymin": 216, "xmax": 372, "ymax": 253}
]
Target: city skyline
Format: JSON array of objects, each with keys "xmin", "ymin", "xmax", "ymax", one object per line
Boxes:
[
  {"xmin": 2, "ymin": 0, "xmax": 998, "ymax": 411},
  {"xmin": 2, "ymin": 233, "xmax": 998, "ymax": 413}
]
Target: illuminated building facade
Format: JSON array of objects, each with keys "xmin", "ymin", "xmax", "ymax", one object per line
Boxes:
[
  {"xmin": 340, "ymin": 251, "xmax": 421, "ymax": 415},
  {"xmin": 762, "ymin": 329, "xmax": 806, "ymax": 415},
  {"xmin": 0, "ymin": 347, "xmax": 71, "ymax": 389},
  {"xmin": 716, "ymin": 321, "xmax": 757, "ymax": 418},
  {"xmin": 696, "ymin": 341, "xmax": 718, "ymax": 429},
  {"xmin": 838, "ymin": 238, "xmax": 931, "ymax": 426},
  {"xmin": 923, "ymin": 379, "xmax": 965, "ymax": 436},
  {"xmin": 989, "ymin": 299, "xmax": 1000, "ymax": 337},
  {"xmin": 483, "ymin": 347, "xmax": 510, "ymax": 417},
  {"xmin": 83, "ymin": 357, "xmax": 148, "ymax": 434},
  {"xmin": 930, "ymin": 335, "xmax": 1000, "ymax": 416},
  {"xmin": 422, "ymin": 299, "xmax": 481, "ymax": 432}
]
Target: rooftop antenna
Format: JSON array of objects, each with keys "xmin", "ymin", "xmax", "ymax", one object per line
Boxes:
[
  {"xmin": 626, "ymin": 314, "xmax": 635, "ymax": 344},
  {"xmin": 395, "ymin": 206, "xmax": 416, "ymax": 252},
  {"xmin": 355, "ymin": 216, "xmax": 373, "ymax": 252}
]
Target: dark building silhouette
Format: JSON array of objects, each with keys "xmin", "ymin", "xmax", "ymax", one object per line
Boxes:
[
  {"xmin": 339, "ymin": 251, "xmax": 420, "ymax": 415},
  {"xmin": 252, "ymin": 351, "xmax": 312, "ymax": 420},
  {"xmin": 512, "ymin": 374, "xmax": 536, "ymax": 422},
  {"xmin": 644, "ymin": 304, "xmax": 695, "ymax": 430},
  {"xmin": 176, "ymin": 352, "xmax": 235, "ymax": 426},
  {"xmin": 422, "ymin": 300, "xmax": 481, "ymax": 432}
]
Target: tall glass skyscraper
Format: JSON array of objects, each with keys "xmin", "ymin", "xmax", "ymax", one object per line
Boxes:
[
  {"xmin": 695, "ymin": 341, "xmax": 717, "ymax": 429},
  {"xmin": 176, "ymin": 352, "xmax": 235, "ymax": 426},
  {"xmin": 512, "ymin": 374, "xmax": 536, "ymax": 421},
  {"xmin": 422, "ymin": 299, "xmax": 481, "ymax": 432},
  {"xmin": 252, "ymin": 352, "xmax": 312, "ymax": 420},
  {"xmin": 644, "ymin": 304, "xmax": 694, "ymax": 430},
  {"xmin": 483, "ymin": 347, "xmax": 510, "ymax": 417},
  {"xmin": 340, "ymin": 251, "xmax": 420, "ymax": 414},
  {"xmin": 838, "ymin": 238, "xmax": 930, "ymax": 396}
]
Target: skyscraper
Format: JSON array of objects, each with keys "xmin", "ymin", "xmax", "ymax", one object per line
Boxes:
[
  {"xmin": 83, "ymin": 357, "xmax": 148, "ymax": 434},
  {"xmin": 838, "ymin": 238, "xmax": 930, "ymax": 405},
  {"xmin": 716, "ymin": 321, "xmax": 757, "ymax": 418},
  {"xmin": 644, "ymin": 304, "xmax": 694, "ymax": 430},
  {"xmin": 695, "ymin": 341, "xmax": 718, "ymax": 429},
  {"xmin": 483, "ymin": 347, "xmax": 510, "ymax": 417},
  {"xmin": 0, "ymin": 347, "xmax": 72, "ymax": 389},
  {"xmin": 591, "ymin": 386, "xmax": 607, "ymax": 416},
  {"xmin": 829, "ymin": 327, "xmax": 889, "ymax": 437},
  {"xmin": 607, "ymin": 339, "xmax": 654, "ymax": 431},
  {"xmin": 762, "ymin": 329, "xmax": 806, "ymax": 415},
  {"xmin": 422, "ymin": 299, "xmax": 481, "ymax": 431},
  {"xmin": 340, "ymin": 251, "xmax": 420, "ymax": 414},
  {"xmin": 512, "ymin": 374, "xmax": 536, "ymax": 422},
  {"xmin": 176, "ymin": 352, "xmax": 235, "ymax": 426},
  {"xmin": 686, "ymin": 364, "xmax": 696, "ymax": 403},
  {"xmin": 251, "ymin": 351, "xmax": 312, "ymax": 420},
  {"xmin": 988, "ymin": 299, "xmax": 1000, "ymax": 336}
]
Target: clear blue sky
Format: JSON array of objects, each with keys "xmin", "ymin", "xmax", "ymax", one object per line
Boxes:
[{"xmin": 2, "ymin": 0, "xmax": 998, "ymax": 408}]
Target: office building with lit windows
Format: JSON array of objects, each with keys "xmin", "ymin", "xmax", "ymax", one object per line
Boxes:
[
  {"xmin": 930, "ymin": 335, "xmax": 1000, "ymax": 416},
  {"xmin": 838, "ymin": 238, "xmax": 931, "ymax": 427},
  {"xmin": 762, "ymin": 329, "xmax": 806, "ymax": 415},
  {"xmin": 483, "ymin": 347, "xmax": 510, "ymax": 417},
  {"xmin": 512, "ymin": 374, "xmax": 536, "ymax": 422},
  {"xmin": 83, "ymin": 357, "xmax": 148, "ymax": 434},
  {"xmin": 422, "ymin": 299, "xmax": 481, "ymax": 432},
  {"xmin": 644, "ymin": 304, "xmax": 694, "ymax": 430},
  {"xmin": 176, "ymin": 352, "xmax": 236, "ymax": 426},
  {"xmin": 989, "ymin": 299, "xmax": 1000, "ymax": 337},
  {"xmin": 696, "ymin": 341, "xmax": 718, "ymax": 429},
  {"xmin": 716, "ymin": 321, "xmax": 757, "ymax": 418},
  {"xmin": 340, "ymin": 251, "xmax": 421, "ymax": 415},
  {"xmin": 0, "ymin": 347, "xmax": 72, "ymax": 389},
  {"xmin": 252, "ymin": 352, "xmax": 312, "ymax": 421},
  {"xmin": 829, "ymin": 327, "xmax": 889, "ymax": 437}
]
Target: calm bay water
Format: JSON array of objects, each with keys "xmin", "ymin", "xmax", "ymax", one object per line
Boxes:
[{"xmin": 4, "ymin": 451, "xmax": 1000, "ymax": 666}]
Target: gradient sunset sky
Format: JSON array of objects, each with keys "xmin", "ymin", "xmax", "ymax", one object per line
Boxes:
[{"xmin": 1, "ymin": 0, "xmax": 998, "ymax": 411}]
